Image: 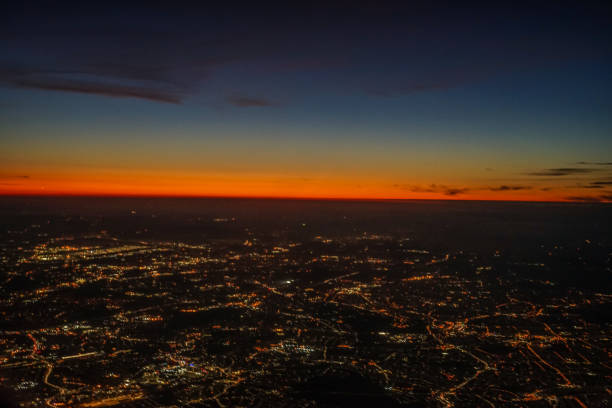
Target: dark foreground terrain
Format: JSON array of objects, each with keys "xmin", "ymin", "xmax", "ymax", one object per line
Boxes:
[{"xmin": 0, "ymin": 197, "xmax": 610, "ymax": 407}]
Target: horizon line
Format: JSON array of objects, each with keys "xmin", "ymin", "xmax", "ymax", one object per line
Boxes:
[{"xmin": 0, "ymin": 193, "xmax": 609, "ymax": 205}]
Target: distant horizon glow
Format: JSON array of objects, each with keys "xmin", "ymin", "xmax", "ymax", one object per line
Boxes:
[{"xmin": 1, "ymin": 4, "xmax": 611, "ymax": 203}]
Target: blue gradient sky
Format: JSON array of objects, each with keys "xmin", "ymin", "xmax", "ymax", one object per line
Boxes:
[{"xmin": 1, "ymin": 3, "xmax": 611, "ymax": 201}]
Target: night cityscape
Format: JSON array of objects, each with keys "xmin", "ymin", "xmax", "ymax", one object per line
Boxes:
[
  {"xmin": 2, "ymin": 2, "xmax": 612, "ymax": 407},
  {"xmin": 1, "ymin": 198, "xmax": 610, "ymax": 407}
]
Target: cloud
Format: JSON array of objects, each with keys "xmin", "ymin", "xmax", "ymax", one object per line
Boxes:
[
  {"xmin": 394, "ymin": 184, "xmax": 435, "ymax": 193},
  {"xmin": 592, "ymin": 181, "xmax": 612, "ymax": 185},
  {"xmin": 366, "ymin": 81, "xmax": 464, "ymax": 97},
  {"xmin": 565, "ymin": 196, "xmax": 602, "ymax": 202},
  {"xmin": 487, "ymin": 185, "xmax": 531, "ymax": 191},
  {"xmin": 9, "ymin": 77, "xmax": 182, "ymax": 104},
  {"xmin": 527, "ymin": 168, "xmax": 598, "ymax": 176},
  {"xmin": 3, "ymin": 2, "xmax": 606, "ymax": 107},
  {"xmin": 2, "ymin": 2, "xmax": 610, "ymax": 108},
  {"xmin": 396, "ymin": 184, "xmax": 533, "ymax": 196},
  {"xmin": 444, "ymin": 188, "xmax": 469, "ymax": 196},
  {"xmin": 576, "ymin": 161, "xmax": 612, "ymax": 165},
  {"xmin": 0, "ymin": 175, "xmax": 29, "ymax": 186},
  {"xmin": 226, "ymin": 96, "xmax": 275, "ymax": 107},
  {"xmin": 0, "ymin": 19, "xmax": 244, "ymax": 104},
  {"xmin": 566, "ymin": 193, "xmax": 612, "ymax": 202},
  {"xmin": 394, "ymin": 184, "xmax": 470, "ymax": 196}
]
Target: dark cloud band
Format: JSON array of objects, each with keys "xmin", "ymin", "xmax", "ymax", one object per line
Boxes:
[
  {"xmin": 227, "ymin": 96, "xmax": 275, "ymax": 107},
  {"xmin": 10, "ymin": 77, "xmax": 182, "ymax": 104},
  {"xmin": 527, "ymin": 168, "xmax": 598, "ymax": 176}
]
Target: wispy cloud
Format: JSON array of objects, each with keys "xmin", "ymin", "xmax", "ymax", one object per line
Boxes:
[
  {"xmin": 394, "ymin": 184, "xmax": 436, "ymax": 193},
  {"xmin": 9, "ymin": 77, "xmax": 182, "ymax": 104},
  {"xmin": 444, "ymin": 188, "xmax": 470, "ymax": 196},
  {"xmin": 366, "ymin": 81, "xmax": 465, "ymax": 97},
  {"xmin": 394, "ymin": 184, "xmax": 471, "ymax": 196},
  {"xmin": 487, "ymin": 185, "xmax": 531, "ymax": 191},
  {"xmin": 396, "ymin": 183, "xmax": 535, "ymax": 196},
  {"xmin": 566, "ymin": 193, "xmax": 612, "ymax": 202},
  {"xmin": 527, "ymin": 168, "xmax": 598, "ymax": 176},
  {"xmin": 0, "ymin": 175, "xmax": 29, "ymax": 186},
  {"xmin": 226, "ymin": 96, "xmax": 275, "ymax": 107},
  {"xmin": 3, "ymin": 3, "xmax": 610, "ymax": 106},
  {"xmin": 565, "ymin": 196, "xmax": 602, "ymax": 202},
  {"xmin": 576, "ymin": 161, "xmax": 612, "ymax": 165}
]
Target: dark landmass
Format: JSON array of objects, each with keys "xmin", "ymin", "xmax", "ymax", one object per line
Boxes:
[{"xmin": 0, "ymin": 197, "xmax": 610, "ymax": 407}]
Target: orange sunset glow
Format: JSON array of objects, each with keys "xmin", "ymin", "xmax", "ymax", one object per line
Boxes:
[{"xmin": 0, "ymin": 168, "xmax": 601, "ymax": 202}]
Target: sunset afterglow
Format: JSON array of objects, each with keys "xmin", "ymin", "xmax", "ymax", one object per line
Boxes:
[
  {"xmin": 1, "ymin": 4, "xmax": 611, "ymax": 408},
  {"xmin": 1, "ymin": 3, "xmax": 611, "ymax": 202}
]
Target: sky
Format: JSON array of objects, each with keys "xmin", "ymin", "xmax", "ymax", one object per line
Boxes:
[{"xmin": 1, "ymin": 2, "xmax": 612, "ymax": 202}]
